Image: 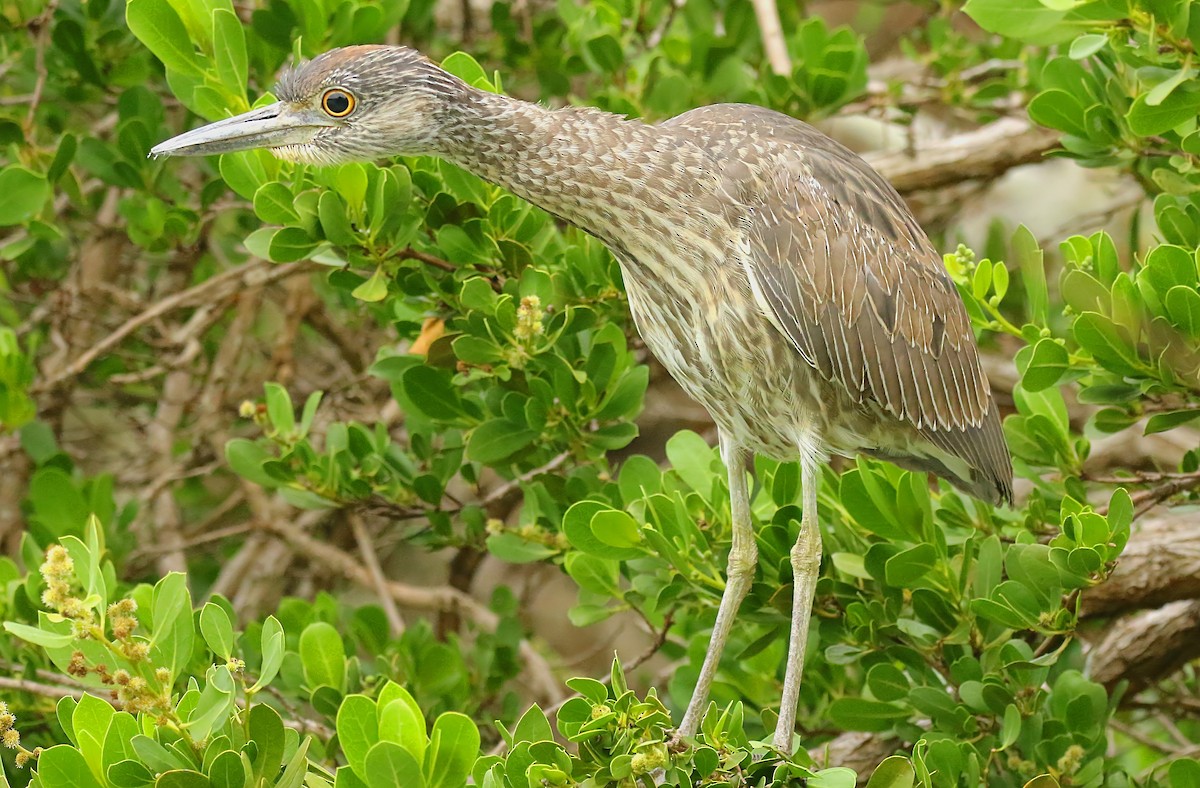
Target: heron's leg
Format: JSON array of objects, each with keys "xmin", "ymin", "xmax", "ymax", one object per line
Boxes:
[
  {"xmin": 772, "ymin": 451, "xmax": 823, "ymax": 754},
  {"xmin": 677, "ymin": 430, "xmax": 758, "ymax": 739}
]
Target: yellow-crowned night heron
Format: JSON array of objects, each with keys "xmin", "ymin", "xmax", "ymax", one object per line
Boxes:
[{"xmin": 153, "ymin": 46, "xmax": 1012, "ymax": 753}]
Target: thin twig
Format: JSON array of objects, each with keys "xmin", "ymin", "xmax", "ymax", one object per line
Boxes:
[
  {"xmin": 264, "ymin": 515, "xmax": 563, "ymax": 704},
  {"xmin": 36, "ymin": 260, "xmax": 307, "ymax": 393},
  {"xmin": 23, "ymin": 0, "xmax": 59, "ymax": 135},
  {"xmin": 397, "ymin": 247, "xmax": 457, "ymax": 273},
  {"xmin": 349, "ymin": 512, "xmax": 407, "ymax": 636}
]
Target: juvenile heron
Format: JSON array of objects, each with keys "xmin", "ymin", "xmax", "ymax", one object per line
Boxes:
[{"xmin": 153, "ymin": 46, "xmax": 1012, "ymax": 752}]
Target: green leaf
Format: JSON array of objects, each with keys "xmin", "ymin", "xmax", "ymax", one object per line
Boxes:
[
  {"xmin": 299, "ymin": 621, "xmax": 347, "ymax": 693},
  {"xmin": 1128, "ymin": 88, "xmax": 1200, "ymax": 136},
  {"xmin": 485, "ymin": 533, "xmax": 558, "ymax": 563},
  {"xmin": 828, "ymin": 698, "xmax": 909, "ymax": 732},
  {"xmin": 1145, "ymin": 67, "xmax": 1193, "ymax": 107},
  {"xmin": 865, "ymin": 756, "xmax": 916, "ymax": 788},
  {"xmin": 211, "ymin": 8, "xmax": 248, "ymax": 98},
  {"xmin": 107, "ymin": 760, "xmax": 155, "ymax": 787},
  {"xmin": 562, "ymin": 502, "xmax": 643, "ymax": 561},
  {"xmin": 277, "ymin": 738, "xmax": 311, "ymax": 788},
  {"xmin": 962, "ymin": 0, "xmax": 1074, "ymax": 44},
  {"xmin": 207, "ymin": 752, "xmax": 246, "ymax": 788},
  {"xmin": 219, "ymin": 150, "xmax": 274, "ymax": 200},
  {"xmin": 1013, "ymin": 225, "xmax": 1048, "ymax": 323},
  {"xmin": 251, "ymin": 615, "xmax": 285, "ymax": 691},
  {"xmin": 131, "ymin": 735, "xmax": 184, "ymax": 773},
  {"xmin": 125, "ymin": 0, "xmax": 203, "ymax": 77},
  {"xmin": 1144, "ymin": 409, "xmax": 1200, "ymax": 435},
  {"xmin": 810, "ymin": 768, "xmax": 858, "ymax": 788},
  {"xmin": 1028, "ymin": 89, "xmax": 1088, "ymax": 137},
  {"xmin": 866, "ymin": 664, "xmax": 910, "ymax": 702},
  {"xmin": 511, "ymin": 704, "xmax": 555, "ymax": 744},
  {"xmin": 225, "ymin": 439, "xmax": 279, "ymax": 488},
  {"xmin": 379, "ymin": 694, "xmax": 428, "ymax": 764},
  {"xmin": 186, "ymin": 666, "xmax": 235, "ymax": 739},
  {"xmin": 365, "ymin": 742, "xmax": 423, "ymax": 788},
  {"xmin": 564, "ymin": 553, "xmax": 621, "ymax": 596},
  {"xmin": 1169, "ymin": 760, "xmax": 1200, "ymax": 788},
  {"xmin": 439, "ymin": 52, "xmax": 490, "ymax": 89},
  {"xmin": 1000, "ymin": 703, "xmax": 1022, "ymax": 749},
  {"xmin": 248, "ymin": 703, "xmax": 286, "ymax": 783},
  {"xmin": 253, "ymin": 182, "xmax": 298, "ymax": 225},
  {"xmin": 4, "ymin": 622, "xmax": 73, "ymax": 649},
  {"xmin": 318, "ymin": 191, "xmax": 359, "ymax": 246},
  {"xmin": 101, "ymin": 714, "xmax": 139, "ymax": 780},
  {"xmin": 589, "ymin": 509, "xmax": 642, "ymax": 549},
  {"xmin": 1023, "ymin": 338, "xmax": 1070, "ymax": 391},
  {"xmin": 884, "ymin": 543, "xmax": 937, "ymax": 586},
  {"xmin": 1073, "ymin": 312, "xmax": 1141, "ymax": 375},
  {"xmin": 72, "ymin": 694, "xmax": 114, "ymax": 785},
  {"xmin": 1165, "ymin": 285, "xmax": 1200, "ymax": 338},
  {"xmin": 150, "ymin": 572, "xmax": 194, "ymax": 680},
  {"xmin": 199, "ymin": 602, "xmax": 234, "ymax": 659},
  {"xmin": 34, "ymin": 745, "xmax": 104, "ymax": 788},
  {"xmin": 466, "ymin": 419, "xmax": 537, "ymax": 464},
  {"xmin": 352, "ymin": 267, "xmax": 389, "ymax": 302},
  {"xmin": 664, "ymin": 430, "xmax": 716, "ymax": 498},
  {"xmin": 267, "ymin": 227, "xmax": 317, "ymax": 263},
  {"xmin": 401, "ymin": 366, "xmax": 462, "ymax": 421},
  {"xmin": 423, "ymin": 712, "xmax": 479, "ymax": 788},
  {"xmin": 1068, "ymin": 33, "xmax": 1107, "ymax": 59},
  {"xmin": 0, "ymin": 167, "xmax": 50, "ymax": 226},
  {"xmin": 263, "ymin": 382, "xmax": 295, "ymax": 437},
  {"xmin": 338, "ymin": 695, "xmax": 380, "ymax": 779}
]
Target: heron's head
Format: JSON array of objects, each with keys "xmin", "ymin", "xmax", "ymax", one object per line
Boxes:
[{"xmin": 151, "ymin": 46, "xmax": 465, "ymax": 164}]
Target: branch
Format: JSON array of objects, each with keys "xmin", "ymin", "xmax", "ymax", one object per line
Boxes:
[
  {"xmin": 751, "ymin": 0, "xmax": 791, "ymax": 76},
  {"xmin": 0, "ymin": 675, "xmax": 88, "ymax": 702},
  {"xmin": 35, "ymin": 259, "xmax": 306, "ymax": 394},
  {"xmin": 1082, "ymin": 510, "xmax": 1200, "ymax": 618},
  {"xmin": 264, "ymin": 515, "xmax": 563, "ymax": 704},
  {"xmin": 349, "ymin": 512, "xmax": 407, "ymax": 636},
  {"xmin": 867, "ymin": 118, "xmax": 1060, "ymax": 196},
  {"xmin": 1086, "ymin": 599, "xmax": 1200, "ymax": 693}
]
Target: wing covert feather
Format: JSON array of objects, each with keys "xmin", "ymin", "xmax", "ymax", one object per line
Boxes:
[{"xmin": 662, "ymin": 104, "xmax": 1012, "ymax": 503}]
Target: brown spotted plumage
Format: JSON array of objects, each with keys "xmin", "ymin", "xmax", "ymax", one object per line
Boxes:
[{"xmin": 152, "ymin": 46, "xmax": 1012, "ymax": 753}]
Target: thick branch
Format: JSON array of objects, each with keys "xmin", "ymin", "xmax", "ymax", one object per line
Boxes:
[
  {"xmin": 868, "ymin": 118, "xmax": 1060, "ymax": 196},
  {"xmin": 1087, "ymin": 600, "xmax": 1200, "ymax": 692},
  {"xmin": 1082, "ymin": 511, "xmax": 1200, "ymax": 618}
]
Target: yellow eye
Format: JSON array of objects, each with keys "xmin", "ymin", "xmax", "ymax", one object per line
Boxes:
[{"xmin": 321, "ymin": 88, "xmax": 355, "ymax": 118}]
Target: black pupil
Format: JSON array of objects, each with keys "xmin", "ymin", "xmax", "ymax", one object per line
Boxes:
[{"xmin": 326, "ymin": 92, "xmax": 350, "ymax": 114}]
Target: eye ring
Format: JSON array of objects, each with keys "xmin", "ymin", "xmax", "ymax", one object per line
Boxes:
[{"xmin": 321, "ymin": 88, "xmax": 356, "ymax": 118}]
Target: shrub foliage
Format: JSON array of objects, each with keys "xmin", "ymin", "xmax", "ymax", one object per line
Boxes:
[{"xmin": 3, "ymin": 0, "xmax": 1200, "ymax": 786}]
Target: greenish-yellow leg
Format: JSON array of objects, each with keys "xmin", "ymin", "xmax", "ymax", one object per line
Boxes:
[
  {"xmin": 677, "ymin": 430, "xmax": 757, "ymax": 739},
  {"xmin": 772, "ymin": 452, "xmax": 823, "ymax": 753}
]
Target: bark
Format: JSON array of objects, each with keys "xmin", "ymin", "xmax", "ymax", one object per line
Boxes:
[{"xmin": 868, "ymin": 118, "xmax": 1060, "ymax": 196}]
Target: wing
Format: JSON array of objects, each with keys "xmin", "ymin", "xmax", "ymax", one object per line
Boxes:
[{"xmin": 669, "ymin": 106, "xmax": 1011, "ymax": 503}]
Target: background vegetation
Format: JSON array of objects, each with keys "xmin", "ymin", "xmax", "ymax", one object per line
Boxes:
[{"xmin": 2, "ymin": 0, "xmax": 1200, "ymax": 785}]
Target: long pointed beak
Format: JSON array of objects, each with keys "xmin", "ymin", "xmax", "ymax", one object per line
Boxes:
[{"xmin": 150, "ymin": 102, "xmax": 327, "ymax": 158}]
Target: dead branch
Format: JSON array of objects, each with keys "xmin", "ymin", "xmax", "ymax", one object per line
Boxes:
[
  {"xmin": 868, "ymin": 118, "xmax": 1060, "ymax": 196},
  {"xmin": 36, "ymin": 259, "xmax": 307, "ymax": 394},
  {"xmin": 263, "ymin": 514, "xmax": 563, "ymax": 704},
  {"xmin": 1087, "ymin": 599, "xmax": 1200, "ymax": 692},
  {"xmin": 752, "ymin": 0, "xmax": 791, "ymax": 76},
  {"xmin": 350, "ymin": 512, "xmax": 407, "ymax": 636},
  {"xmin": 0, "ymin": 674, "xmax": 87, "ymax": 702},
  {"xmin": 1083, "ymin": 510, "xmax": 1200, "ymax": 618}
]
